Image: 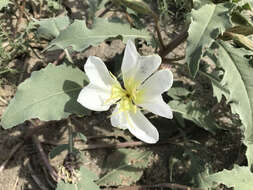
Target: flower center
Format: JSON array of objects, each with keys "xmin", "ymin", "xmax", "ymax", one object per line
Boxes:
[
  {"xmin": 105, "ymin": 74, "xmax": 143, "ymax": 114},
  {"xmin": 110, "ymin": 84, "xmax": 137, "ymax": 113}
]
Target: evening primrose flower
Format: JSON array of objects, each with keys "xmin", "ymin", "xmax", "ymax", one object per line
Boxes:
[{"xmin": 77, "ymin": 40, "xmax": 173, "ymax": 143}]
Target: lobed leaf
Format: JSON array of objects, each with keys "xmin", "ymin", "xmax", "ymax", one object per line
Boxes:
[
  {"xmin": 1, "ymin": 63, "xmax": 90, "ymax": 129},
  {"xmin": 96, "ymin": 148, "xmax": 152, "ymax": 186},
  {"xmin": 169, "ymin": 100, "xmax": 218, "ymax": 133},
  {"xmin": 212, "ymin": 41, "xmax": 253, "ymax": 166},
  {"xmin": 56, "ymin": 166, "xmax": 100, "ymax": 190},
  {"xmin": 186, "ymin": 2, "xmax": 232, "ymax": 77},
  {"xmin": 0, "ymin": 0, "xmax": 10, "ymax": 10},
  {"xmin": 112, "ymin": 0, "xmax": 154, "ymax": 15},
  {"xmin": 35, "ymin": 16, "xmax": 70, "ymax": 40},
  {"xmin": 206, "ymin": 165, "xmax": 253, "ymax": 190},
  {"xmin": 236, "ymin": 0, "xmax": 253, "ymax": 10},
  {"xmin": 49, "ymin": 18, "xmax": 151, "ymax": 51}
]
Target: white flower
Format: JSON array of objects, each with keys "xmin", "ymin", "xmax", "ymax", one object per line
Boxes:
[{"xmin": 77, "ymin": 40, "xmax": 173, "ymax": 143}]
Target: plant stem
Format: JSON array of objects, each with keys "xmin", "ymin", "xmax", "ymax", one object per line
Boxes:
[
  {"xmin": 159, "ymin": 26, "xmax": 188, "ymax": 58},
  {"xmin": 64, "ymin": 49, "xmax": 73, "ymax": 63},
  {"xmin": 0, "ymin": 96, "xmax": 8, "ymax": 105},
  {"xmin": 67, "ymin": 118, "xmax": 74, "ymax": 154},
  {"xmin": 52, "ymin": 51, "xmax": 66, "ymax": 65},
  {"xmin": 152, "ymin": 13, "xmax": 166, "ymax": 51}
]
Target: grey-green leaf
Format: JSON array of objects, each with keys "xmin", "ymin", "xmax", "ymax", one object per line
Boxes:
[
  {"xmin": 1, "ymin": 63, "xmax": 89, "ymax": 129},
  {"xmin": 97, "ymin": 148, "xmax": 152, "ymax": 186},
  {"xmin": 49, "ymin": 144, "xmax": 68, "ymax": 159},
  {"xmin": 35, "ymin": 16, "xmax": 70, "ymax": 40},
  {"xmin": 205, "ymin": 165, "xmax": 253, "ymax": 190},
  {"xmin": 237, "ymin": 0, "xmax": 253, "ymax": 10},
  {"xmin": 0, "ymin": 0, "xmax": 10, "ymax": 10},
  {"xmin": 49, "ymin": 18, "xmax": 151, "ymax": 51},
  {"xmin": 169, "ymin": 100, "xmax": 218, "ymax": 133},
  {"xmin": 56, "ymin": 166, "xmax": 100, "ymax": 190},
  {"xmin": 213, "ymin": 41, "xmax": 253, "ymax": 166},
  {"xmin": 186, "ymin": 2, "xmax": 232, "ymax": 77}
]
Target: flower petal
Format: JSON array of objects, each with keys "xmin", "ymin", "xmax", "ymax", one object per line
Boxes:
[
  {"xmin": 138, "ymin": 69, "xmax": 173, "ymax": 99},
  {"xmin": 121, "ymin": 40, "xmax": 161, "ymax": 85},
  {"xmin": 110, "ymin": 105, "xmax": 128, "ymax": 129},
  {"xmin": 85, "ymin": 56, "xmax": 116, "ymax": 87},
  {"xmin": 121, "ymin": 40, "xmax": 139, "ymax": 80},
  {"xmin": 137, "ymin": 96, "xmax": 173, "ymax": 119},
  {"xmin": 133, "ymin": 54, "xmax": 161, "ymax": 84},
  {"xmin": 77, "ymin": 84, "xmax": 113, "ymax": 111},
  {"xmin": 127, "ymin": 110, "xmax": 159, "ymax": 143}
]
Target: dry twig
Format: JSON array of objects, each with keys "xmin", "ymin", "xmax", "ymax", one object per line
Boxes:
[
  {"xmin": 27, "ymin": 159, "xmax": 49, "ymax": 190},
  {"xmin": 0, "ymin": 142, "xmax": 23, "ymax": 173},
  {"xmin": 32, "ymin": 135, "xmax": 58, "ymax": 181},
  {"xmin": 52, "ymin": 51, "xmax": 66, "ymax": 65},
  {"xmin": 0, "ymin": 96, "xmax": 8, "ymax": 105}
]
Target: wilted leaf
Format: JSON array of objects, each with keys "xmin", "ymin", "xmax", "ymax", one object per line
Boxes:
[
  {"xmin": 49, "ymin": 18, "xmax": 151, "ymax": 51},
  {"xmin": 1, "ymin": 63, "xmax": 89, "ymax": 129},
  {"xmin": 97, "ymin": 148, "xmax": 152, "ymax": 186},
  {"xmin": 186, "ymin": 2, "xmax": 232, "ymax": 77}
]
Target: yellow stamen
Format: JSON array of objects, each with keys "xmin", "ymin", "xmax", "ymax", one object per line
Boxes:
[{"xmin": 105, "ymin": 74, "xmax": 144, "ymax": 128}]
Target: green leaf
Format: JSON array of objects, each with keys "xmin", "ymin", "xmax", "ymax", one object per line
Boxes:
[
  {"xmin": 186, "ymin": 2, "xmax": 232, "ymax": 77},
  {"xmin": 0, "ymin": 0, "xmax": 10, "ymax": 10},
  {"xmin": 212, "ymin": 41, "xmax": 253, "ymax": 167},
  {"xmin": 1, "ymin": 63, "xmax": 90, "ymax": 129},
  {"xmin": 49, "ymin": 144, "xmax": 68, "ymax": 159},
  {"xmin": 199, "ymin": 70, "xmax": 229, "ymax": 102},
  {"xmin": 73, "ymin": 132, "xmax": 87, "ymax": 143},
  {"xmin": 169, "ymin": 100, "xmax": 218, "ymax": 133},
  {"xmin": 79, "ymin": 167, "xmax": 100, "ymax": 190},
  {"xmin": 86, "ymin": 0, "xmax": 108, "ymax": 20},
  {"xmin": 236, "ymin": 0, "xmax": 253, "ymax": 10},
  {"xmin": 193, "ymin": 0, "xmax": 212, "ymax": 10},
  {"xmin": 49, "ymin": 18, "xmax": 151, "ymax": 52},
  {"xmin": 196, "ymin": 167, "xmax": 214, "ymax": 190},
  {"xmin": 167, "ymin": 86, "xmax": 192, "ymax": 100},
  {"xmin": 56, "ymin": 182, "xmax": 75, "ymax": 190},
  {"xmin": 56, "ymin": 166, "xmax": 100, "ymax": 190},
  {"xmin": 35, "ymin": 16, "xmax": 70, "ymax": 40},
  {"xmin": 112, "ymin": 0, "xmax": 154, "ymax": 15},
  {"xmin": 205, "ymin": 165, "xmax": 253, "ymax": 190},
  {"xmin": 97, "ymin": 148, "xmax": 152, "ymax": 186}
]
